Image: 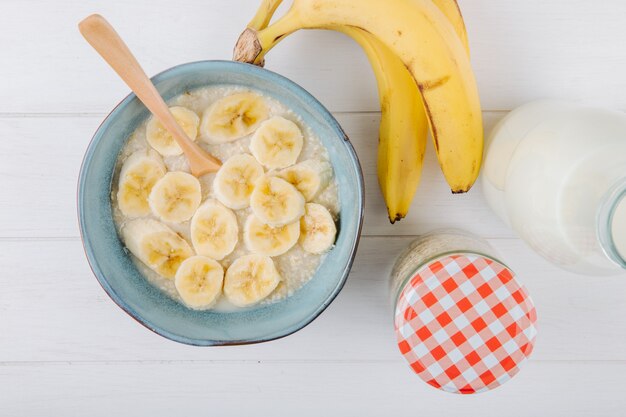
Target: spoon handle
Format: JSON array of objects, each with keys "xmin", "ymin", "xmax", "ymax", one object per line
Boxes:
[{"xmin": 78, "ymin": 14, "xmax": 221, "ymax": 172}]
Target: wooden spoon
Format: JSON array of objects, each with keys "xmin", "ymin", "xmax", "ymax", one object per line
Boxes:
[{"xmin": 79, "ymin": 14, "xmax": 221, "ymax": 176}]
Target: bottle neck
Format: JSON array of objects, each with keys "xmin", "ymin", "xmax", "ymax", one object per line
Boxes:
[{"xmin": 597, "ymin": 177, "xmax": 626, "ymax": 270}]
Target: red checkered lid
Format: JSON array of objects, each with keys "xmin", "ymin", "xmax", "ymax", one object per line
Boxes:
[{"xmin": 395, "ymin": 254, "xmax": 537, "ymax": 394}]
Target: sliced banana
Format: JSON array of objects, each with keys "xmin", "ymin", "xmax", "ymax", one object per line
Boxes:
[
  {"xmin": 250, "ymin": 176, "xmax": 305, "ymax": 227},
  {"xmin": 299, "ymin": 203, "xmax": 337, "ymax": 254},
  {"xmin": 223, "ymin": 254, "xmax": 281, "ymax": 307},
  {"xmin": 146, "ymin": 106, "xmax": 200, "ymax": 156},
  {"xmin": 201, "ymin": 92, "xmax": 269, "ymax": 144},
  {"xmin": 117, "ymin": 150, "xmax": 167, "ymax": 217},
  {"xmin": 175, "ymin": 256, "xmax": 224, "ymax": 310},
  {"xmin": 213, "ymin": 154, "xmax": 264, "ymax": 209},
  {"xmin": 190, "ymin": 200, "xmax": 239, "ymax": 261},
  {"xmin": 244, "ymin": 214, "xmax": 300, "ymax": 257},
  {"xmin": 122, "ymin": 219, "xmax": 194, "ymax": 279},
  {"xmin": 250, "ymin": 116, "xmax": 304, "ymax": 169},
  {"xmin": 275, "ymin": 159, "xmax": 333, "ymax": 201},
  {"xmin": 148, "ymin": 172, "xmax": 202, "ymax": 223}
]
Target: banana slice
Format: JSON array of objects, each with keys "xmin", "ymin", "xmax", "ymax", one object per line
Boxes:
[
  {"xmin": 250, "ymin": 116, "xmax": 304, "ymax": 169},
  {"xmin": 175, "ymin": 256, "xmax": 224, "ymax": 310},
  {"xmin": 122, "ymin": 219, "xmax": 194, "ymax": 279},
  {"xmin": 146, "ymin": 106, "xmax": 200, "ymax": 156},
  {"xmin": 190, "ymin": 200, "xmax": 239, "ymax": 261},
  {"xmin": 117, "ymin": 150, "xmax": 167, "ymax": 217},
  {"xmin": 148, "ymin": 172, "xmax": 202, "ymax": 223},
  {"xmin": 223, "ymin": 254, "xmax": 281, "ymax": 307},
  {"xmin": 275, "ymin": 159, "xmax": 333, "ymax": 201},
  {"xmin": 299, "ymin": 203, "xmax": 337, "ymax": 254},
  {"xmin": 250, "ymin": 176, "xmax": 305, "ymax": 227},
  {"xmin": 244, "ymin": 214, "xmax": 300, "ymax": 257},
  {"xmin": 201, "ymin": 92, "xmax": 269, "ymax": 144},
  {"xmin": 213, "ymin": 154, "xmax": 264, "ymax": 209}
]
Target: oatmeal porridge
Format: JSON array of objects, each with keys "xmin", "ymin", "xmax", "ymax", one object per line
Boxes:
[{"xmin": 111, "ymin": 86, "xmax": 339, "ymax": 311}]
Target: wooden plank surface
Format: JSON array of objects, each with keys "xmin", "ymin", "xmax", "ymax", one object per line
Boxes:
[
  {"xmin": 1, "ymin": 361, "xmax": 623, "ymax": 417},
  {"xmin": 0, "ymin": 113, "xmax": 510, "ymax": 238},
  {"xmin": 1, "ymin": 237, "xmax": 625, "ymax": 362},
  {"xmin": 1, "ymin": 1, "xmax": 626, "ymax": 113}
]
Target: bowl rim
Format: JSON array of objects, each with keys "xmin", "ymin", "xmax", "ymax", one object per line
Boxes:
[{"xmin": 77, "ymin": 60, "xmax": 364, "ymax": 346}]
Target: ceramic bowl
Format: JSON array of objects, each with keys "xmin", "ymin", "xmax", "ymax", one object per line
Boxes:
[{"xmin": 77, "ymin": 60, "xmax": 364, "ymax": 345}]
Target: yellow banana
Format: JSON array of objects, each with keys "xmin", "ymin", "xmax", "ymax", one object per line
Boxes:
[
  {"xmin": 352, "ymin": 0, "xmax": 469, "ymax": 221},
  {"xmin": 242, "ymin": 1, "xmax": 423, "ymax": 222},
  {"xmin": 240, "ymin": 0, "xmax": 424, "ymax": 222},
  {"xmin": 239, "ymin": 0, "xmax": 471, "ymax": 221},
  {"xmin": 234, "ymin": 0, "xmax": 483, "ymax": 194},
  {"xmin": 246, "ymin": 0, "xmax": 283, "ymax": 29},
  {"xmin": 344, "ymin": 30, "xmax": 427, "ymax": 223},
  {"xmin": 433, "ymin": 0, "xmax": 469, "ymax": 54}
]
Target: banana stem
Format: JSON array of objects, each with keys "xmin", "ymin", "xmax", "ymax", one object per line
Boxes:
[
  {"xmin": 246, "ymin": 0, "xmax": 285, "ymax": 30},
  {"xmin": 233, "ymin": 0, "xmax": 285, "ymax": 66},
  {"xmin": 255, "ymin": 6, "xmax": 304, "ymax": 64},
  {"xmin": 233, "ymin": 5, "xmax": 302, "ymax": 65}
]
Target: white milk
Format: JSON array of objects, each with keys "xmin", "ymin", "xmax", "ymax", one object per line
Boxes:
[{"xmin": 483, "ymin": 101, "xmax": 626, "ymax": 275}]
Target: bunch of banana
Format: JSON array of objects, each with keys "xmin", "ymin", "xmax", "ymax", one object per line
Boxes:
[{"xmin": 234, "ymin": 0, "xmax": 481, "ymax": 222}]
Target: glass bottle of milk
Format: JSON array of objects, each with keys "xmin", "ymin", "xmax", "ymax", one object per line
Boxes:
[{"xmin": 483, "ymin": 100, "xmax": 626, "ymax": 275}]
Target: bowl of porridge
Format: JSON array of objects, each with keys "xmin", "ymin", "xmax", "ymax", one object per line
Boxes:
[{"xmin": 77, "ymin": 60, "xmax": 364, "ymax": 345}]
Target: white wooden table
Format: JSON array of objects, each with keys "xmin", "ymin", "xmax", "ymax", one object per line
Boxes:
[{"xmin": 2, "ymin": 1, "xmax": 626, "ymax": 415}]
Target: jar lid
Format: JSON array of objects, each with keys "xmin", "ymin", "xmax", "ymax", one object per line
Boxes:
[{"xmin": 394, "ymin": 254, "xmax": 537, "ymax": 394}]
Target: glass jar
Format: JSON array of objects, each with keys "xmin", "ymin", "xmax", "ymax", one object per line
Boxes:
[
  {"xmin": 482, "ymin": 100, "xmax": 626, "ymax": 275},
  {"xmin": 390, "ymin": 230, "xmax": 537, "ymax": 394}
]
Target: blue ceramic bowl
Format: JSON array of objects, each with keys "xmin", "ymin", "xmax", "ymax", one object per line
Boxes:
[{"xmin": 78, "ymin": 60, "xmax": 364, "ymax": 346}]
